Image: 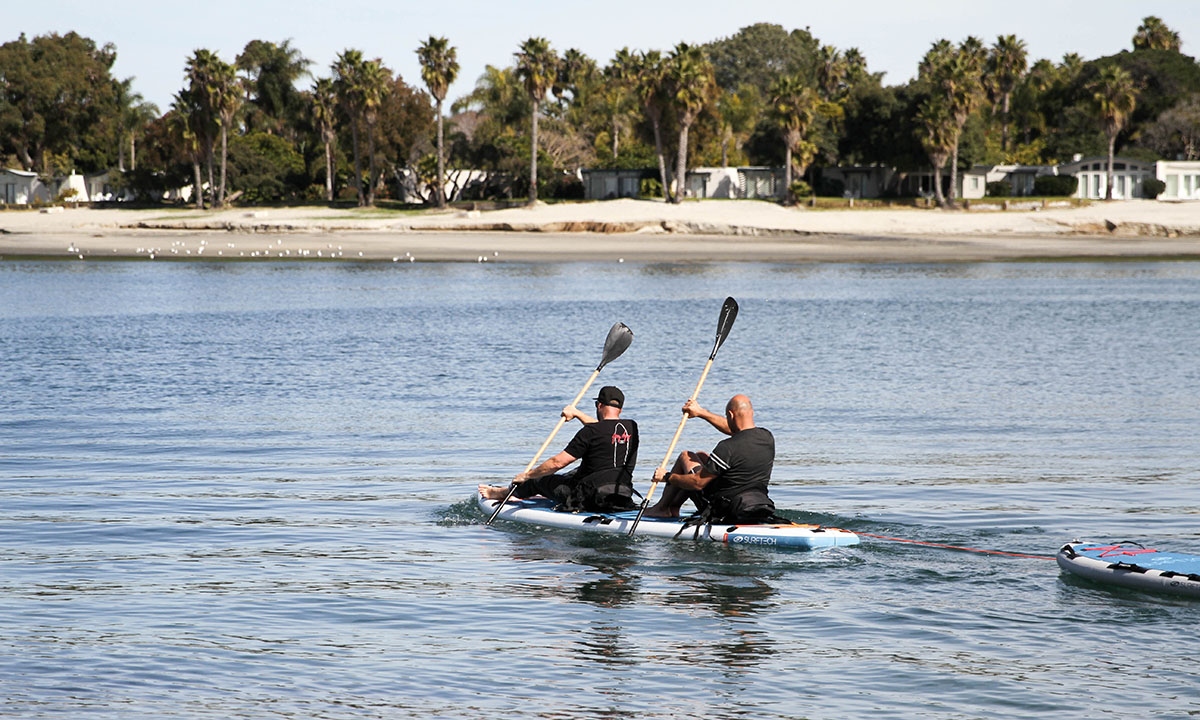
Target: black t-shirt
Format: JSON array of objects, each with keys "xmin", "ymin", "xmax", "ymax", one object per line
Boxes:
[
  {"xmin": 701, "ymin": 427, "xmax": 775, "ymax": 511},
  {"xmin": 564, "ymin": 418, "xmax": 639, "ymax": 481}
]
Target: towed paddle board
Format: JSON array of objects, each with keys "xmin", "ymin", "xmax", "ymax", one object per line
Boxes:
[
  {"xmin": 1057, "ymin": 542, "xmax": 1200, "ymax": 599},
  {"xmin": 478, "ymin": 491, "xmax": 860, "ymax": 550}
]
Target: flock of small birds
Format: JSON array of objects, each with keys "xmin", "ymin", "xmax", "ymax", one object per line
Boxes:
[{"xmin": 64, "ymin": 243, "xmax": 627, "ymax": 264}]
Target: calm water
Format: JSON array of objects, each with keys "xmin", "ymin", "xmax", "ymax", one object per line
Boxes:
[{"xmin": 2, "ymin": 257, "xmax": 1198, "ymax": 719}]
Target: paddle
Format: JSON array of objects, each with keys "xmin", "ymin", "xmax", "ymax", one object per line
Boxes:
[
  {"xmin": 628, "ymin": 297, "xmax": 738, "ymax": 536},
  {"xmin": 485, "ymin": 321, "xmax": 634, "ymax": 525}
]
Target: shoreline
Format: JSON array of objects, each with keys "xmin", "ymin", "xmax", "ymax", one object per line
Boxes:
[{"xmin": 2, "ymin": 199, "xmax": 1198, "ymax": 263}]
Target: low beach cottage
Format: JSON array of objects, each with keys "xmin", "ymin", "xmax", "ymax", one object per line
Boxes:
[
  {"xmin": 1155, "ymin": 160, "xmax": 1200, "ymax": 200},
  {"xmin": 1057, "ymin": 155, "xmax": 1155, "ymax": 200},
  {"xmin": 0, "ymin": 168, "xmax": 47, "ymax": 205}
]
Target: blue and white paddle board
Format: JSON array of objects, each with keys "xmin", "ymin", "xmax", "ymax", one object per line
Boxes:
[
  {"xmin": 1057, "ymin": 542, "xmax": 1200, "ymax": 598},
  {"xmin": 478, "ymin": 491, "xmax": 860, "ymax": 550}
]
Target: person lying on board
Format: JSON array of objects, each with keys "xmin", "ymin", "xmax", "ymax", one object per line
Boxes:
[
  {"xmin": 644, "ymin": 394, "xmax": 777, "ymax": 524},
  {"xmin": 479, "ymin": 385, "xmax": 639, "ymax": 512}
]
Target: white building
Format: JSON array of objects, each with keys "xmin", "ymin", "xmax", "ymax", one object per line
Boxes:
[
  {"xmin": 0, "ymin": 168, "xmax": 48, "ymax": 204},
  {"xmin": 1155, "ymin": 160, "xmax": 1200, "ymax": 201},
  {"xmin": 1057, "ymin": 155, "xmax": 1156, "ymax": 200}
]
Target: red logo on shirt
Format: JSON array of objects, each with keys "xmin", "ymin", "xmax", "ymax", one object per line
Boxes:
[{"xmin": 611, "ymin": 431, "xmax": 631, "ymax": 444}]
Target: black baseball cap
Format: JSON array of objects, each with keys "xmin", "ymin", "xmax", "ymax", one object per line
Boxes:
[{"xmin": 594, "ymin": 386, "xmax": 624, "ymax": 408}]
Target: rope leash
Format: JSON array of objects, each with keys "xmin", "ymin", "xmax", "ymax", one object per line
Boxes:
[{"xmin": 857, "ymin": 532, "xmax": 1057, "ymax": 560}]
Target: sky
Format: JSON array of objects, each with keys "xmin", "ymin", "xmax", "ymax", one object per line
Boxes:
[{"xmin": 6, "ymin": 0, "xmax": 1199, "ymax": 112}]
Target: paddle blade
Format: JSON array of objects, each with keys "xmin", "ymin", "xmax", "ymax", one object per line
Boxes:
[
  {"xmin": 709, "ymin": 297, "xmax": 738, "ymax": 359},
  {"xmin": 597, "ymin": 322, "xmax": 634, "ymax": 370}
]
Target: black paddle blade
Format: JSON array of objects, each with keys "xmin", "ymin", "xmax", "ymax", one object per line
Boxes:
[
  {"xmin": 597, "ymin": 322, "xmax": 634, "ymax": 370},
  {"xmin": 709, "ymin": 297, "xmax": 738, "ymax": 359}
]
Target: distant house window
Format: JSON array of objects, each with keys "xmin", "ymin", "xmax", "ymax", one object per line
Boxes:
[
  {"xmin": 970, "ymin": 177, "xmax": 979, "ymax": 189},
  {"xmin": 1114, "ymin": 163, "xmax": 1126, "ymax": 170}
]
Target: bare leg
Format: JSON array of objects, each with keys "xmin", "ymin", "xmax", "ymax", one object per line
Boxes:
[{"xmin": 643, "ymin": 451, "xmax": 702, "ymax": 518}]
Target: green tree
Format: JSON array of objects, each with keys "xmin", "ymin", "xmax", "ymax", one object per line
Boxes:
[
  {"xmin": 114, "ymin": 78, "xmax": 159, "ymax": 172},
  {"xmin": 211, "ymin": 59, "xmax": 242, "ymax": 206},
  {"xmin": 768, "ymin": 74, "xmax": 819, "ymax": 202},
  {"xmin": 310, "ymin": 77, "xmax": 338, "ymax": 201},
  {"xmin": 514, "ymin": 37, "xmax": 558, "ymax": 203},
  {"xmin": 170, "ymin": 90, "xmax": 207, "ymax": 208},
  {"xmin": 630, "ymin": 50, "xmax": 671, "ymax": 198},
  {"xmin": 703, "ymin": 23, "xmax": 820, "ymax": 95},
  {"xmin": 665, "ymin": 43, "xmax": 715, "ymax": 203},
  {"xmin": 1133, "ymin": 16, "xmax": 1181, "ymax": 52},
  {"xmin": 1089, "ymin": 65, "xmax": 1137, "ymax": 200},
  {"xmin": 920, "ymin": 38, "xmax": 985, "ymax": 205},
  {"xmin": 0, "ymin": 32, "xmax": 121, "ymax": 173},
  {"xmin": 916, "ymin": 96, "xmax": 955, "ymax": 207},
  {"xmin": 236, "ymin": 39, "xmax": 310, "ymax": 137},
  {"xmin": 417, "ymin": 36, "xmax": 459, "ymax": 207},
  {"xmin": 987, "ymin": 35, "xmax": 1028, "ymax": 153},
  {"xmin": 333, "ymin": 49, "xmax": 368, "ymax": 205},
  {"xmin": 1141, "ymin": 94, "xmax": 1200, "ymax": 161}
]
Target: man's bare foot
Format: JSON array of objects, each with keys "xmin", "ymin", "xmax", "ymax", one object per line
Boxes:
[{"xmin": 478, "ymin": 484, "xmax": 512, "ymax": 500}]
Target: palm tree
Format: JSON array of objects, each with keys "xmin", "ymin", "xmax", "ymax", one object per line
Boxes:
[
  {"xmin": 210, "ymin": 59, "xmax": 242, "ymax": 207},
  {"xmin": 311, "ymin": 78, "xmax": 337, "ymax": 202},
  {"xmin": 1133, "ymin": 16, "xmax": 1181, "ymax": 51},
  {"xmin": 665, "ymin": 43, "xmax": 715, "ymax": 204},
  {"xmin": 916, "ymin": 96, "xmax": 955, "ymax": 207},
  {"xmin": 920, "ymin": 39, "xmax": 984, "ymax": 206},
  {"xmin": 360, "ymin": 59, "xmax": 389, "ymax": 206},
  {"xmin": 185, "ymin": 49, "xmax": 221, "ymax": 206},
  {"xmin": 235, "ymin": 39, "xmax": 311, "ymax": 137},
  {"xmin": 631, "ymin": 50, "xmax": 670, "ymax": 200},
  {"xmin": 601, "ymin": 48, "xmax": 638, "ymax": 161},
  {"xmin": 514, "ymin": 37, "xmax": 558, "ymax": 204},
  {"xmin": 417, "ymin": 36, "xmax": 459, "ymax": 208},
  {"xmin": 115, "ymin": 78, "xmax": 159, "ymax": 172},
  {"xmin": 333, "ymin": 49, "xmax": 367, "ymax": 206},
  {"xmin": 988, "ymin": 35, "xmax": 1027, "ymax": 154},
  {"xmin": 170, "ymin": 90, "xmax": 206, "ymax": 209},
  {"xmin": 768, "ymin": 74, "xmax": 819, "ymax": 203},
  {"xmin": 816, "ymin": 45, "xmax": 847, "ymax": 101},
  {"xmin": 1089, "ymin": 65, "xmax": 1137, "ymax": 200}
]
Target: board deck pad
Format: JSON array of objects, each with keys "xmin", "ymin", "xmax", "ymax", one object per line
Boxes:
[
  {"xmin": 1057, "ymin": 542, "xmax": 1200, "ymax": 599},
  {"xmin": 479, "ymin": 492, "xmax": 860, "ymax": 550}
]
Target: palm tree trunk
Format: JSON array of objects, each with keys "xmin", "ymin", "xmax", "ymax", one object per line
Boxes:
[
  {"xmin": 784, "ymin": 145, "xmax": 793, "ymax": 204},
  {"xmin": 324, "ymin": 133, "xmax": 334, "ymax": 202},
  {"xmin": 651, "ymin": 114, "xmax": 669, "ymax": 201},
  {"xmin": 367, "ymin": 122, "xmax": 377, "ymax": 206},
  {"xmin": 529, "ymin": 99, "xmax": 539, "ymax": 204},
  {"xmin": 932, "ymin": 159, "xmax": 947, "ymax": 208},
  {"xmin": 192, "ymin": 160, "xmax": 204, "ymax": 209},
  {"xmin": 949, "ymin": 141, "xmax": 960, "ymax": 206},
  {"xmin": 436, "ymin": 100, "xmax": 446, "ymax": 207},
  {"xmin": 611, "ymin": 116, "xmax": 619, "ymax": 159},
  {"xmin": 130, "ymin": 135, "xmax": 137, "ymax": 172},
  {"xmin": 673, "ymin": 123, "xmax": 690, "ymax": 205},
  {"xmin": 118, "ymin": 135, "xmax": 126, "ymax": 173},
  {"xmin": 350, "ymin": 120, "xmax": 364, "ymax": 207},
  {"xmin": 1106, "ymin": 134, "xmax": 1116, "ymax": 200},
  {"xmin": 1001, "ymin": 93, "xmax": 1011, "ymax": 154},
  {"xmin": 205, "ymin": 135, "xmax": 215, "ymax": 209},
  {"xmin": 218, "ymin": 124, "xmax": 228, "ymax": 207}
]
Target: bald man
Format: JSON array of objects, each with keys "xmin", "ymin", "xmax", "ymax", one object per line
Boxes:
[{"xmin": 643, "ymin": 394, "xmax": 776, "ymax": 524}]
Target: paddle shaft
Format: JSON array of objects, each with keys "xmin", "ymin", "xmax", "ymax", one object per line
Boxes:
[
  {"xmin": 485, "ymin": 366, "xmax": 602, "ymax": 524},
  {"xmin": 627, "ymin": 356, "xmax": 716, "ymax": 534}
]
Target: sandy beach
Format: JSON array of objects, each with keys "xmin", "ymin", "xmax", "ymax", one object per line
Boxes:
[{"xmin": 2, "ymin": 198, "xmax": 1198, "ymax": 262}]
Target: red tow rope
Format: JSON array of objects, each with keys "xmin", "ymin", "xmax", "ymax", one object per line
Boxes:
[{"xmin": 857, "ymin": 532, "xmax": 1056, "ymax": 560}]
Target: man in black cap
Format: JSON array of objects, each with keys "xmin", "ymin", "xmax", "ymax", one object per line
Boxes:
[{"xmin": 479, "ymin": 386, "xmax": 639, "ymax": 512}]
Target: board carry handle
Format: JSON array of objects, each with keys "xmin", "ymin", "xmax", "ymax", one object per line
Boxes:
[
  {"xmin": 628, "ymin": 297, "xmax": 738, "ymax": 536},
  {"xmin": 486, "ymin": 322, "xmax": 633, "ymax": 525}
]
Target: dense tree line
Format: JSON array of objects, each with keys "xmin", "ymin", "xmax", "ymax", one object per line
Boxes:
[{"xmin": 1, "ymin": 16, "xmax": 1198, "ymax": 207}]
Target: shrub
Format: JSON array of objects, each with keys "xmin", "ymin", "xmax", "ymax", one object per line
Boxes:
[
  {"xmin": 1142, "ymin": 178, "xmax": 1166, "ymax": 199},
  {"xmin": 789, "ymin": 180, "xmax": 812, "ymax": 199},
  {"xmin": 985, "ymin": 181, "xmax": 1011, "ymax": 197},
  {"xmin": 639, "ymin": 177, "xmax": 663, "ymax": 199},
  {"xmin": 1033, "ymin": 175, "xmax": 1078, "ymax": 197}
]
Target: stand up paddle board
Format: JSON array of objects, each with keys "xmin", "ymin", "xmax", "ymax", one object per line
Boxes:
[
  {"xmin": 1057, "ymin": 542, "xmax": 1200, "ymax": 598},
  {"xmin": 478, "ymin": 491, "xmax": 860, "ymax": 550}
]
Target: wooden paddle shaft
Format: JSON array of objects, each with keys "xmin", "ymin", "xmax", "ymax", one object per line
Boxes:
[
  {"xmin": 522, "ymin": 367, "xmax": 602, "ymax": 473},
  {"xmin": 640, "ymin": 355, "xmax": 716, "ymax": 508}
]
